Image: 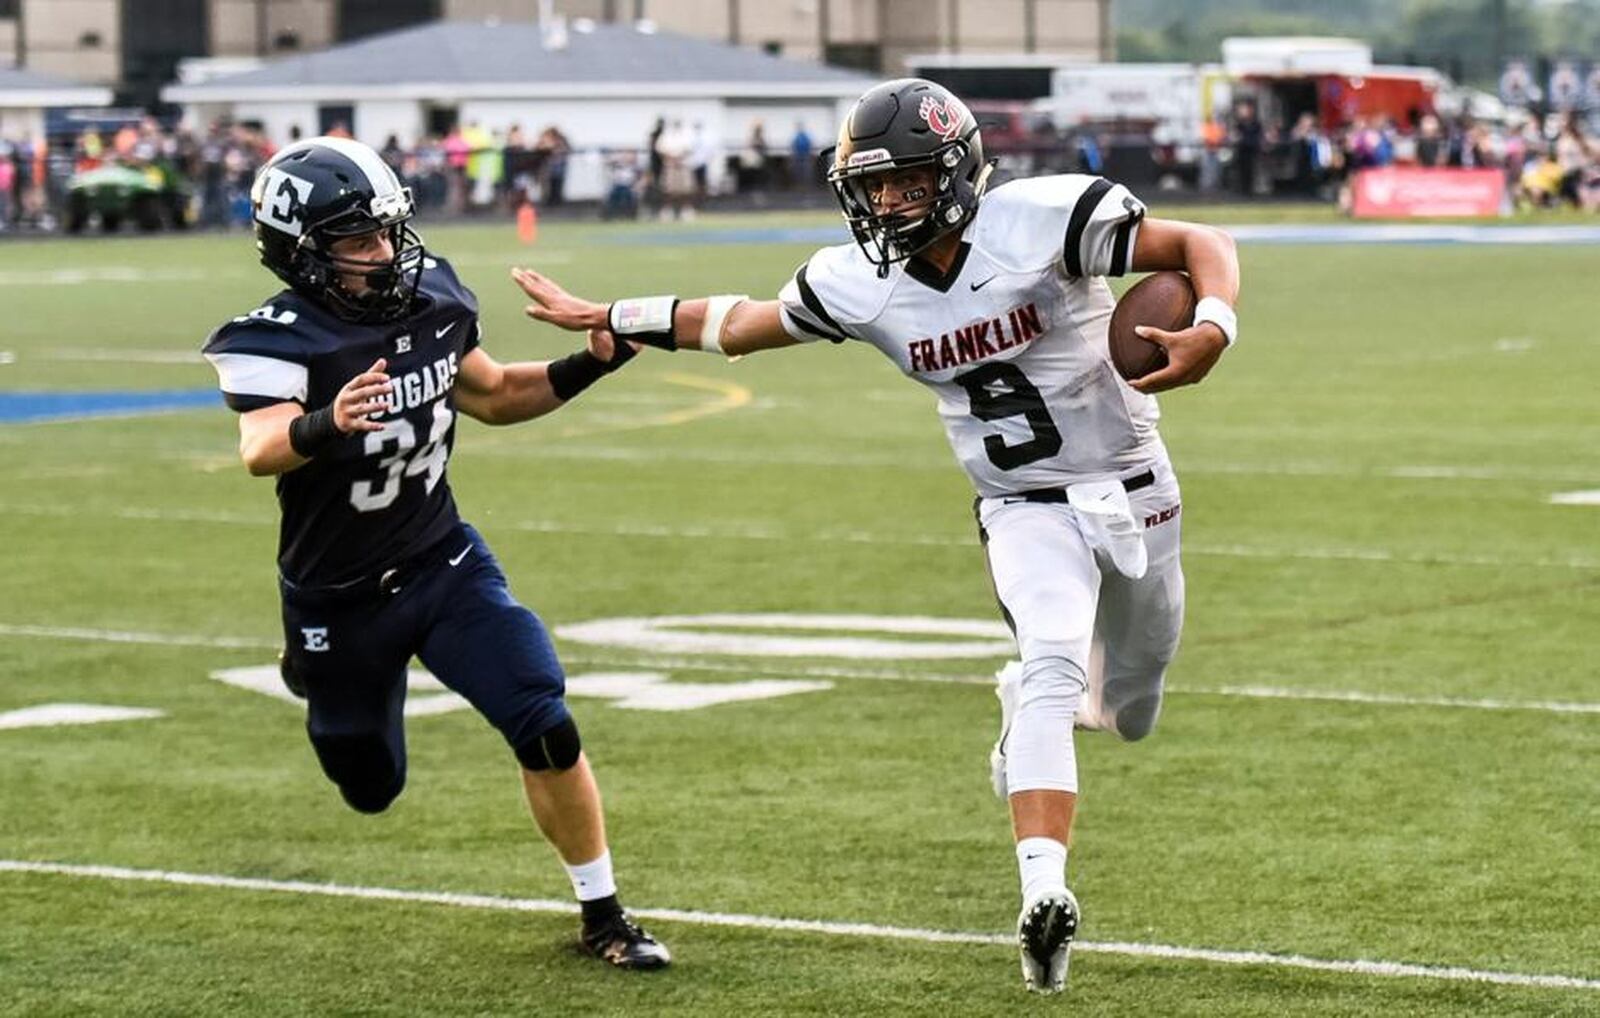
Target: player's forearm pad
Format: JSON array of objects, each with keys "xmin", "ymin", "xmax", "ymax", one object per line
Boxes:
[
  {"xmin": 288, "ymin": 404, "xmax": 341, "ymax": 458},
  {"xmin": 608, "ymin": 295, "xmax": 678, "ymax": 351}
]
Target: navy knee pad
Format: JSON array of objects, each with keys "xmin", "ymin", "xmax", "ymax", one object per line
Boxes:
[
  {"xmin": 515, "ymin": 717, "xmax": 582, "ymax": 772},
  {"xmin": 312, "ymin": 732, "xmax": 406, "ymax": 814}
]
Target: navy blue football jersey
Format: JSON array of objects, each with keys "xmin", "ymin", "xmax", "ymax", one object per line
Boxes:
[{"xmin": 203, "ymin": 256, "xmax": 481, "ymax": 588}]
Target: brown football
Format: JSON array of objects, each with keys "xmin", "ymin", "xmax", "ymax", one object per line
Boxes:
[{"xmin": 1107, "ymin": 271, "xmax": 1196, "ymax": 381}]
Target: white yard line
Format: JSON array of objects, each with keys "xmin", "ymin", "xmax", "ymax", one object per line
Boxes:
[
  {"xmin": 3, "ymin": 622, "xmax": 1598, "ymax": 716},
  {"xmin": 1550, "ymin": 490, "xmax": 1600, "ymax": 506},
  {"xmin": 40, "ymin": 349, "xmax": 206, "ymax": 364},
  {"xmin": 0, "ymin": 268, "xmax": 222, "ymax": 287},
  {"xmin": 1180, "ymin": 685, "xmax": 1600, "ymax": 716},
  {"xmin": 0, "ymin": 623, "xmax": 276, "ymax": 650},
  {"xmin": 1182, "ymin": 542, "xmax": 1600, "ymax": 571},
  {"xmin": 474, "ymin": 443, "xmax": 1600, "ymax": 485},
  {"xmin": 0, "ymin": 502, "xmax": 271, "ymax": 525},
  {"xmin": 561, "ymin": 653, "xmax": 989, "ymax": 684},
  {"xmin": 4, "ymin": 501, "xmax": 1593, "ymax": 570},
  {"xmin": 0, "ymin": 704, "xmax": 165, "ymax": 730},
  {"xmin": 0, "ymin": 859, "xmax": 1595, "ymax": 992}
]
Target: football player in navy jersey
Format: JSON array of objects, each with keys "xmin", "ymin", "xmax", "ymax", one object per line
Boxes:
[
  {"xmin": 202, "ymin": 136, "xmax": 669, "ymax": 971},
  {"xmin": 510, "ymin": 79, "xmax": 1241, "ymax": 993}
]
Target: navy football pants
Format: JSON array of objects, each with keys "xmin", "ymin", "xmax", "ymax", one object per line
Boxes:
[{"xmin": 279, "ymin": 523, "xmax": 570, "ymax": 813}]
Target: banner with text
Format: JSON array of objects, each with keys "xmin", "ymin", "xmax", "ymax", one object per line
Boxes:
[{"xmin": 1351, "ymin": 167, "xmax": 1505, "ymax": 219}]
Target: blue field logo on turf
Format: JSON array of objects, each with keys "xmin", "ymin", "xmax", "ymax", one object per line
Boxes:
[{"xmin": 0, "ymin": 389, "xmax": 220, "ymax": 425}]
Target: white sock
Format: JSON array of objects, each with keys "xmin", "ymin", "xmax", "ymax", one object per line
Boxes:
[
  {"xmin": 563, "ymin": 850, "xmax": 617, "ymax": 902},
  {"xmin": 1016, "ymin": 837, "xmax": 1068, "ymax": 906}
]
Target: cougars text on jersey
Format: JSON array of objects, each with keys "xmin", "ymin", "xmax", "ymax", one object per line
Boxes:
[{"xmin": 202, "ymin": 256, "xmax": 482, "ymax": 587}]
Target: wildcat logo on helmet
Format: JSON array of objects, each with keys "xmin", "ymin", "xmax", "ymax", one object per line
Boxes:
[
  {"xmin": 918, "ymin": 96, "xmax": 964, "ymax": 142},
  {"xmin": 826, "ymin": 79, "xmax": 990, "ymax": 274}
]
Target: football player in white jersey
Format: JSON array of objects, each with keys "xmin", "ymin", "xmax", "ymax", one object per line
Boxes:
[{"xmin": 512, "ymin": 78, "xmax": 1240, "ymax": 994}]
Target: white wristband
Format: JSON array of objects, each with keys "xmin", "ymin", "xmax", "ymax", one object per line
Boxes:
[
  {"xmin": 699, "ymin": 294, "xmax": 748, "ymax": 355},
  {"xmin": 1193, "ymin": 296, "xmax": 1238, "ymax": 346},
  {"xmin": 608, "ymin": 295, "xmax": 677, "ymax": 335}
]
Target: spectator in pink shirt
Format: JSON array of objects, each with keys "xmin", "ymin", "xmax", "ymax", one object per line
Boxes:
[
  {"xmin": 0, "ymin": 149, "xmax": 14, "ymax": 230},
  {"xmin": 443, "ymin": 126, "xmax": 470, "ymax": 213}
]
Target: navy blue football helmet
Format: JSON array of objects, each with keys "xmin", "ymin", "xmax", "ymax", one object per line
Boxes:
[{"xmin": 251, "ymin": 136, "xmax": 425, "ymax": 323}]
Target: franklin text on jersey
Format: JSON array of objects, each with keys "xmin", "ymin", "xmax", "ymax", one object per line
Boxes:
[{"xmin": 778, "ymin": 176, "xmax": 1166, "ymax": 497}]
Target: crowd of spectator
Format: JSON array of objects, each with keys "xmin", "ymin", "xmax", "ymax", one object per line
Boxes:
[
  {"xmin": 0, "ymin": 114, "xmax": 830, "ymax": 233},
  {"xmin": 3, "ymin": 104, "xmax": 1598, "ymax": 234},
  {"xmin": 1203, "ymin": 100, "xmax": 1600, "ymax": 212},
  {"xmin": 0, "ymin": 117, "xmax": 280, "ymax": 233}
]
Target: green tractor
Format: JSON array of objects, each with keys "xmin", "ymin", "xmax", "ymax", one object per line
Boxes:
[{"xmin": 65, "ymin": 162, "xmax": 193, "ymax": 233}]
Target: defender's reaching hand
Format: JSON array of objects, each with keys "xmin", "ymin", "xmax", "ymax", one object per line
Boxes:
[
  {"xmin": 586, "ymin": 328, "xmax": 639, "ymax": 369},
  {"xmin": 512, "ymin": 267, "xmax": 608, "ymax": 333}
]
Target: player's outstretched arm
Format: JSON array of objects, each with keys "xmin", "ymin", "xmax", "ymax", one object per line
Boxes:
[
  {"xmin": 1126, "ymin": 219, "xmax": 1240, "ymax": 393},
  {"xmin": 453, "ymin": 332, "xmax": 636, "ymax": 426},
  {"xmin": 235, "ymin": 358, "xmax": 391, "ymax": 476},
  {"xmin": 512, "ymin": 267, "xmax": 798, "ymax": 357}
]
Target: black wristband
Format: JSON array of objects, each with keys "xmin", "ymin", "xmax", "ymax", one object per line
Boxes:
[
  {"xmin": 288, "ymin": 404, "xmax": 341, "ymax": 458},
  {"xmin": 547, "ymin": 351, "xmax": 611, "ymax": 402},
  {"xmin": 604, "ymin": 338, "xmax": 638, "ymax": 371}
]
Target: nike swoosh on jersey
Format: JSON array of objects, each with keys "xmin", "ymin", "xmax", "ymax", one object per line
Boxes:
[
  {"xmin": 448, "ymin": 544, "xmax": 472, "ymax": 566},
  {"xmin": 970, "ymin": 276, "xmax": 998, "ymax": 291},
  {"xmin": 436, "ymin": 321, "xmax": 456, "ymax": 340}
]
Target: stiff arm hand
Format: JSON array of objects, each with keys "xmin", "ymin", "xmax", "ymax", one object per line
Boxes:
[{"xmin": 511, "ymin": 267, "xmax": 798, "ymax": 357}]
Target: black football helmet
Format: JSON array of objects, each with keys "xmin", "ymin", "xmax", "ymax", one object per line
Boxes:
[
  {"xmin": 251, "ymin": 136, "xmax": 425, "ymax": 323},
  {"xmin": 826, "ymin": 78, "xmax": 993, "ymax": 274}
]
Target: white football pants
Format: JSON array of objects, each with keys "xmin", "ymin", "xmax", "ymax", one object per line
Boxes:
[{"xmin": 978, "ymin": 456, "xmax": 1186, "ymax": 795}]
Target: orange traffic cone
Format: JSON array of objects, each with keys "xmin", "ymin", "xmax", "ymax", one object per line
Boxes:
[{"xmin": 517, "ymin": 202, "xmax": 538, "ymax": 245}]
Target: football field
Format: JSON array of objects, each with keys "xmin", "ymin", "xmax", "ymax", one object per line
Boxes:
[{"xmin": 1, "ymin": 214, "xmax": 1597, "ymax": 1016}]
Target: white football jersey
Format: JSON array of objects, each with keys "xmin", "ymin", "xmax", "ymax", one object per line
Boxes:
[{"xmin": 779, "ymin": 174, "xmax": 1163, "ymax": 498}]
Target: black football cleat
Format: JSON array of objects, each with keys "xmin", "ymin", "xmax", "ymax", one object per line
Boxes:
[
  {"xmin": 581, "ymin": 912, "xmax": 671, "ymax": 971},
  {"xmin": 1017, "ymin": 889, "xmax": 1079, "ymax": 993}
]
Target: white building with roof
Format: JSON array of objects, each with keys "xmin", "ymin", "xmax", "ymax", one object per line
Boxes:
[
  {"xmin": 0, "ymin": 67, "xmax": 113, "ymax": 140},
  {"xmin": 162, "ymin": 18, "xmax": 876, "ymax": 198}
]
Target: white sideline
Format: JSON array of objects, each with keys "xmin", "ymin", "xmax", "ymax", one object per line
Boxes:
[
  {"xmin": 4, "ymin": 621, "xmax": 1599, "ymax": 716},
  {"xmin": 1, "ymin": 859, "xmax": 1595, "ymax": 992}
]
